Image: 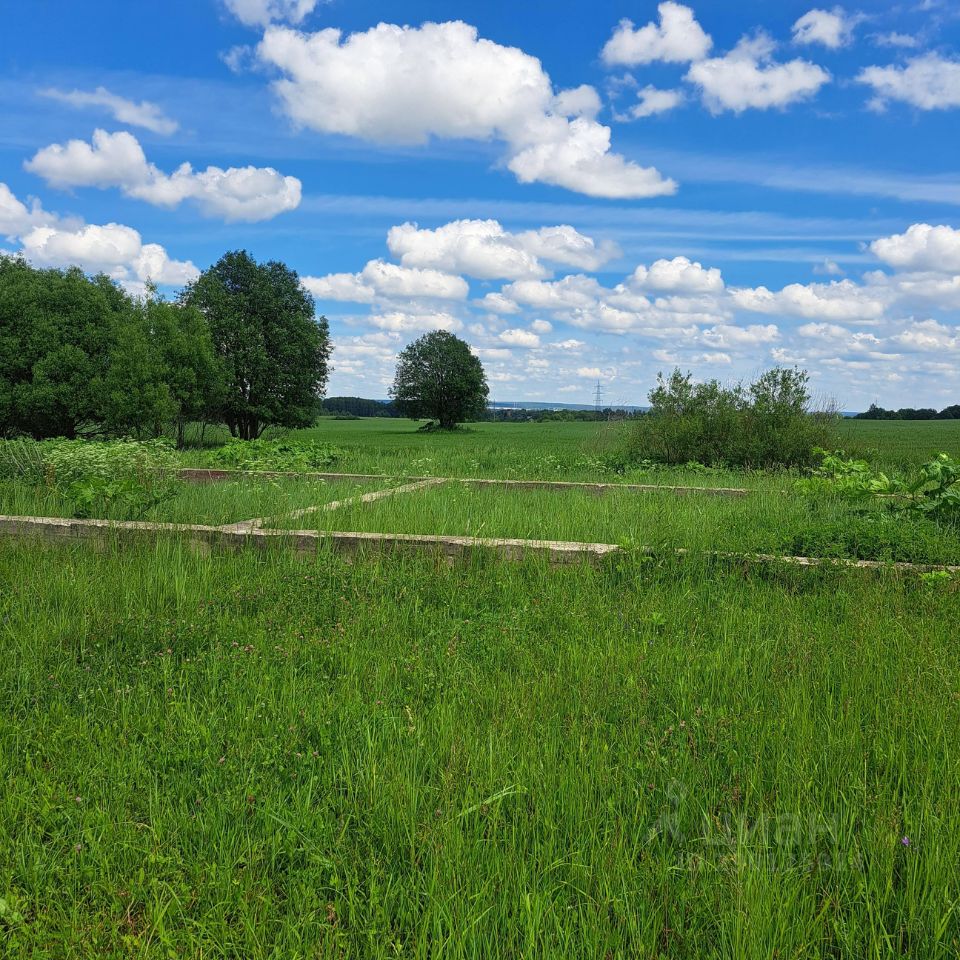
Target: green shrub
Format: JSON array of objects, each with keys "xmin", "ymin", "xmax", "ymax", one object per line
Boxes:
[
  {"xmin": 623, "ymin": 368, "xmax": 837, "ymax": 469},
  {"xmin": 799, "ymin": 450, "xmax": 960, "ymax": 523},
  {"xmin": 781, "ymin": 513, "xmax": 954, "ymax": 564},
  {"xmin": 0, "ymin": 438, "xmax": 182, "ymax": 518},
  {"xmin": 208, "ymin": 437, "xmax": 344, "ymax": 472}
]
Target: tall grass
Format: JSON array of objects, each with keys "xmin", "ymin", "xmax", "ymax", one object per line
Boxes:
[{"xmin": 0, "ymin": 542, "xmax": 958, "ymax": 956}]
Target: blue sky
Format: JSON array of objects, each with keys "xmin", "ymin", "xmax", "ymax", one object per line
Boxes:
[{"xmin": 2, "ymin": 0, "xmax": 959, "ymax": 409}]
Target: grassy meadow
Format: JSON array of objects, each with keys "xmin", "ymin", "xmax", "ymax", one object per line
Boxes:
[{"xmin": 2, "ymin": 416, "xmax": 960, "ymax": 957}]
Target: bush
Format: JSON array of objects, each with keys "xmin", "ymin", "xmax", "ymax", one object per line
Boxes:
[
  {"xmin": 623, "ymin": 368, "xmax": 837, "ymax": 469},
  {"xmin": 0, "ymin": 438, "xmax": 182, "ymax": 518},
  {"xmin": 782, "ymin": 513, "xmax": 953, "ymax": 564},
  {"xmin": 208, "ymin": 437, "xmax": 344, "ymax": 472}
]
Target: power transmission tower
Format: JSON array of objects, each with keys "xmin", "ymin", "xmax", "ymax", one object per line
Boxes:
[{"xmin": 593, "ymin": 379, "xmax": 604, "ymax": 412}]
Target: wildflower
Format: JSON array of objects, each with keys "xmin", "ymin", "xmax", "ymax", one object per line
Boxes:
[{"xmin": 901, "ymin": 836, "xmax": 911, "ymax": 847}]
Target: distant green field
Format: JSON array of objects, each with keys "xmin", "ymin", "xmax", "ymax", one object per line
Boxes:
[
  {"xmin": 838, "ymin": 418, "xmax": 960, "ymax": 466},
  {"xmin": 206, "ymin": 415, "xmax": 960, "ymax": 478}
]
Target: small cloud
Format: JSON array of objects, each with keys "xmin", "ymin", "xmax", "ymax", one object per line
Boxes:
[
  {"xmin": 39, "ymin": 86, "xmax": 178, "ymax": 135},
  {"xmin": 814, "ymin": 258, "xmax": 845, "ymax": 276}
]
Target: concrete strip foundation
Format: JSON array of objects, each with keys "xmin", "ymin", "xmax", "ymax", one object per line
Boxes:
[
  {"xmin": 0, "ymin": 514, "xmax": 957, "ymax": 574},
  {"xmin": 175, "ymin": 468, "xmax": 750, "ymax": 497}
]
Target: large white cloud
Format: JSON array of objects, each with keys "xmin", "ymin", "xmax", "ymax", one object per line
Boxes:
[
  {"xmin": 304, "ymin": 260, "xmax": 468, "ymax": 303},
  {"xmin": 601, "ymin": 3, "xmax": 712, "ymax": 66},
  {"xmin": 870, "ymin": 224, "xmax": 960, "ymax": 273},
  {"xmin": 39, "ymin": 86, "xmax": 178, "ymax": 135},
  {"xmin": 25, "ymin": 129, "xmax": 301, "ymax": 222},
  {"xmin": 21, "ymin": 223, "xmax": 198, "ymax": 288},
  {"xmin": 224, "ymin": 0, "xmax": 320, "ymax": 27},
  {"xmin": 732, "ymin": 279, "xmax": 886, "ymax": 322},
  {"xmin": 0, "ymin": 183, "xmax": 55, "ymax": 238},
  {"xmin": 387, "ymin": 219, "xmax": 617, "ymax": 280},
  {"xmin": 256, "ymin": 20, "xmax": 675, "ymax": 199},
  {"xmin": 686, "ymin": 33, "xmax": 830, "ymax": 114},
  {"xmin": 792, "ymin": 8, "xmax": 857, "ymax": 50},
  {"xmin": 1, "ymin": 181, "xmax": 197, "ymax": 292},
  {"xmin": 629, "ymin": 256, "xmax": 724, "ymax": 294},
  {"xmin": 500, "ymin": 275, "xmax": 605, "ymax": 311},
  {"xmin": 368, "ymin": 311, "xmax": 462, "ymax": 333},
  {"xmin": 857, "ymin": 54, "xmax": 960, "ymax": 111}
]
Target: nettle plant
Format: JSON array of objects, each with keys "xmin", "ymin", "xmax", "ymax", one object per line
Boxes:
[
  {"xmin": 0, "ymin": 438, "xmax": 182, "ymax": 518},
  {"xmin": 800, "ymin": 449, "xmax": 960, "ymax": 521},
  {"xmin": 208, "ymin": 437, "xmax": 344, "ymax": 472}
]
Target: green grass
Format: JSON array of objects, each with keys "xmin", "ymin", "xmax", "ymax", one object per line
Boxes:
[
  {"xmin": 4, "ymin": 419, "xmax": 960, "ymax": 956},
  {"xmin": 0, "ymin": 477, "xmax": 389, "ymax": 525},
  {"xmin": 1, "ymin": 542, "xmax": 959, "ymax": 957},
  {"xmin": 179, "ymin": 416, "xmax": 960, "ymax": 480},
  {"xmin": 838, "ymin": 419, "xmax": 960, "ymax": 468},
  {"xmin": 269, "ymin": 480, "xmax": 960, "ymax": 565}
]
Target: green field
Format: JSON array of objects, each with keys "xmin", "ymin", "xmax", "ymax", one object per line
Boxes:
[
  {"xmin": 181, "ymin": 415, "xmax": 960, "ymax": 479},
  {"xmin": 2, "ymin": 418, "xmax": 960, "ymax": 957}
]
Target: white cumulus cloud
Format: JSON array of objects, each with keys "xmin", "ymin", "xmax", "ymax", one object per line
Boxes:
[
  {"xmin": 25, "ymin": 129, "xmax": 301, "ymax": 222},
  {"xmin": 686, "ymin": 33, "xmax": 830, "ymax": 114},
  {"xmin": 224, "ymin": 0, "xmax": 320, "ymax": 27},
  {"xmin": 870, "ymin": 223, "xmax": 960, "ymax": 273},
  {"xmin": 387, "ymin": 219, "xmax": 617, "ymax": 280},
  {"xmin": 303, "ymin": 260, "xmax": 468, "ymax": 303},
  {"xmin": 369, "ymin": 311, "xmax": 462, "ymax": 333},
  {"xmin": 1, "ymin": 182, "xmax": 197, "ymax": 293},
  {"xmin": 732, "ymin": 279, "xmax": 885, "ymax": 322},
  {"xmin": 628, "ymin": 86, "xmax": 685, "ymax": 119},
  {"xmin": 256, "ymin": 20, "xmax": 675, "ymax": 199},
  {"xmin": 499, "ymin": 328, "xmax": 541, "ymax": 348},
  {"xmin": 792, "ymin": 8, "xmax": 857, "ymax": 50},
  {"xmin": 601, "ymin": 3, "xmax": 712, "ymax": 66},
  {"xmin": 0, "ymin": 183, "xmax": 55, "ymax": 238},
  {"xmin": 857, "ymin": 54, "xmax": 960, "ymax": 111},
  {"xmin": 21, "ymin": 222, "xmax": 197, "ymax": 289},
  {"xmin": 39, "ymin": 86, "xmax": 178, "ymax": 135},
  {"xmin": 630, "ymin": 256, "xmax": 724, "ymax": 294}
]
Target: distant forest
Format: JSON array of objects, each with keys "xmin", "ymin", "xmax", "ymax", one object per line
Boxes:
[
  {"xmin": 855, "ymin": 403, "xmax": 960, "ymax": 421},
  {"xmin": 321, "ymin": 396, "xmax": 639, "ymax": 422}
]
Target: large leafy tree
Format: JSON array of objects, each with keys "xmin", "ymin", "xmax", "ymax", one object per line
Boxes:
[
  {"xmin": 182, "ymin": 251, "xmax": 331, "ymax": 440},
  {"xmin": 390, "ymin": 330, "xmax": 488, "ymax": 429},
  {"xmin": 98, "ymin": 293, "xmax": 225, "ymax": 444},
  {"xmin": 0, "ymin": 257, "xmax": 123, "ymax": 438}
]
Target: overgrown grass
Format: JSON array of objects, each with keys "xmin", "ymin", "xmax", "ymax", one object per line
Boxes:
[
  {"xmin": 1, "ymin": 542, "xmax": 959, "ymax": 956},
  {"xmin": 0, "ymin": 476, "xmax": 388, "ymax": 524},
  {"xmin": 267, "ymin": 480, "xmax": 960, "ymax": 564},
  {"xmin": 4, "ymin": 420, "xmax": 960, "ymax": 956},
  {"xmin": 180, "ymin": 417, "xmax": 960, "ymax": 479}
]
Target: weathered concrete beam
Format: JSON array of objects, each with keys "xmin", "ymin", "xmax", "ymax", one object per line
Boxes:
[
  {"xmin": 222, "ymin": 477, "xmax": 448, "ymax": 533},
  {"xmin": 0, "ymin": 515, "xmax": 617, "ymax": 565},
  {"xmin": 176, "ymin": 467, "xmax": 750, "ymax": 497},
  {"xmin": 1, "ymin": 514, "xmax": 956, "ymax": 574}
]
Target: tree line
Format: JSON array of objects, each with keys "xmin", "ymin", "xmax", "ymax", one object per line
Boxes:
[
  {"xmin": 0, "ymin": 251, "xmax": 331, "ymax": 445},
  {"xmin": 854, "ymin": 403, "xmax": 960, "ymax": 421},
  {"xmin": 1, "ymin": 251, "xmax": 491, "ymax": 441}
]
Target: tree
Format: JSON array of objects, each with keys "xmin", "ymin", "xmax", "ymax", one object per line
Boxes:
[
  {"xmin": 390, "ymin": 330, "xmax": 488, "ymax": 429},
  {"xmin": 97, "ymin": 291, "xmax": 226, "ymax": 445},
  {"xmin": 182, "ymin": 250, "xmax": 332, "ymax": 440},
  {"xmin": 0, "ymin": 257, "xmax": 122, "ymax": 438}
]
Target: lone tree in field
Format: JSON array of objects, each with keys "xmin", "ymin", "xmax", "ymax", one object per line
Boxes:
[
  {"xmin": 182, "ymin": 250, "xmax": 331, "ymax": 440},
  {"xmin": 390, "ymin": 330, "xmax": 488, "ymax": 429}
]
